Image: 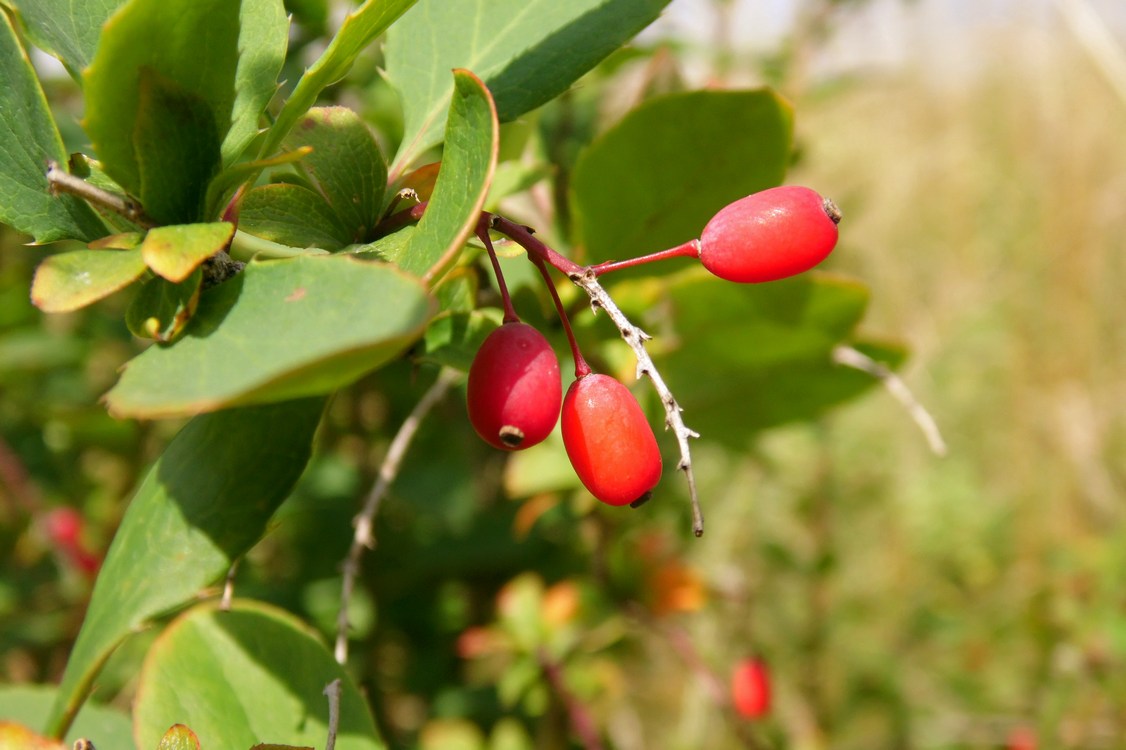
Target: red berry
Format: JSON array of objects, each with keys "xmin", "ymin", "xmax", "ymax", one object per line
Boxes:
[
  {"xmin": 699, "ymin": 185, "xmax": 840, "ymax": 283},
  {"xmin": 43, "ymin": 507, "xmax": 83, "ymax": 547},
  {"xmin": 560, "ymin": 374, "xmax": 661, "ymax": 506},
  {"xmin": 467, "ymin": 322, "xmax": 562, "ymax": 450},
  {"xmin": 731, "ymin": 658, "xmax": 771, "ymax": 719}
]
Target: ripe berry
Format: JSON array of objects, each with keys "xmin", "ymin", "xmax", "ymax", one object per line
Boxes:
[
  {"xmin": 731, "ymin": 658, "xmax": 771, "ymax": 719},
  {"xmin": 467, "ymin": 322, "xmax": 562, "ymax": 450},
  {"xmin": 699, "ymin": 185, "xmax": 841, "ymax": 283},
  {"xmin": 560, "ymin": 374, "xmax": 661, "ymax": 506}
]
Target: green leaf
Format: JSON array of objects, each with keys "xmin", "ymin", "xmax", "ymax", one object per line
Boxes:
[
  {"xmin": 385, "ymin": 0, "xmax": 669, "ymax": 174},
  {"xmin": 134, "ymin": 600, "xmax": 384, "ymax": 750},
  {"xmin": 572, "ymin": 89, "xmax": 793, "ymax": 269},
  {"xmin": 141, "ymin": 222, "xmax": 234, "ymax": 282},
  {"xmin": 225, "ymin": 0, "xmax": 289, "ymax": 165},
  {"xmin": 654, "ymin": 270, "xmax": 905, "ymax": 441},
  {"xmin": 30, "ymin": 248, "xmax": 147, "ymax": 313},
  {"xmin": 0, "ymin": 13, "xmax": 105, "ymax": 243},
  {"xmin": 382, "ymin": 70, "xmax": 497, "ymax": 285},
  {"xmin": 260, "ymin": 0, "xmax": 417, "ymax": 159},
  {"xmin": 45, "ymin": 398, "xmax": 326, "ymax": 737},
  {"xmin": 7, "ymin": 0, "xmax": 123, "ymax": 78},
  {"xmin": 132, "ymin": 68, "xmax": 222, "ymax": 225},
  {"xmin": 0, "ymin": 685, "xmax": 131, "ymax": 746},
  {"xmin": 239, "ymin": 183, "xmax": 353, "ymax": 251},
  {"xmin": 83, "ymin": 0, "xmax": 240, "ymax": 200},
  {"xmin": 419, "ymin": 309, "xmax": 500, "ymax": 371},
  {"xmin": 104, "ymin": 255, "xmax": 434, "ymax": 418},
  {"xmin": 283, "ymin": 107, "xmax": 387, "ymax": 242},
  {"xmin": 125, "ymin": 271, "xmax": 202, "ymax": 342}
]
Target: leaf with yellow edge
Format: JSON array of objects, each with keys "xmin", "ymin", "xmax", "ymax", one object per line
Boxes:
[
  {"xmin": 31, "ymin": 249, "xmax": 147, "ymax": 313},
  {"xmin": 141, "ymin": 223, "xmax": 234, "ymax": 282}
]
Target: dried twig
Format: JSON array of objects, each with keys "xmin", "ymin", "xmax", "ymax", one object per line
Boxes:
[
  {"xmin": 831, "ymin": 345, "xmax": 947, "ymax": 456},
  {"xmin": 45, "ymin": 160, "xmax": 157, "ymax": 230},
  {"xmin": 335, "ymin": 368, "xmax": 460, "ymax": 663},
  {"xmin": 566, "ymin": 268, "xmax": 703, "ymax": 535},
  {"xmin": 323, "ymin": 678, "xmax": 342, "ymax": 750}
]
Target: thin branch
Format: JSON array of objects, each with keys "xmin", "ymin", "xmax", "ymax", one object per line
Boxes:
[
  {"xmin": 486, "ymin": 215, "xmax": 704, "ymax": 536},
  {"xmin": 335, "ymin": 368, "xmax": 461, "ymax": 664},
  {"xmin": 45, "ymin": 161, "xmax": 157, "ymax": 230},
  {"xmin": 566, "ymin": 267, "xmax": 704, "ymax": 536},
  {"xmin": 831, "ymin": 345, "xmax": 947, "ymax": 456},
  {"xmin": 323, "ymin": 678, "xmax": 342, "ymax": 750},
  {"xmin": 220, "ymin": 558, "xmax": 240, "ymax": 611},
  {"xmin": 537, "ymin": 649, "xmax": 605, "ymax": 750}
]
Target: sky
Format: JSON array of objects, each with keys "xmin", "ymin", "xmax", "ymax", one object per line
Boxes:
[{"xmin": 642, "ymin": 0, "xmax": 1126, "ymax": 86}]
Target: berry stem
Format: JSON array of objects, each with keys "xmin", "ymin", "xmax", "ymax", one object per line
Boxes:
[
  {"xmin": 528, "ymin": 252, "xmax": 591, "ymax": 378},
  {"xmin": 486, "ymin": 213, "xmax": 584, "ymax": 276},
  {"xmin": 589, "ymin": 239, "xmax": 701, "ymax": 277},
  {"xmin": 476, "ymin": 219, "xmax": 520, "ymax": 324}
]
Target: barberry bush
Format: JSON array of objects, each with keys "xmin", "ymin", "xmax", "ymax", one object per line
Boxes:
[{"xmin": 0, "ymin": 1, "xmax": 911, "ymax": 748}]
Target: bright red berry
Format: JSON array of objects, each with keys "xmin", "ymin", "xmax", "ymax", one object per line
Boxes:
[
  {"xmin": 699, "ymin": 185, "xmax": 840, "ymax": 283},
  {"xmin": 467, "ymin": 322, "xmax": 562, "ymax": 450},
  {"xmin": 560, "ymin": 374, "xmax": 661, "ymax": 506},
  {"xmin": 731, "ymin": 658, "xmax": 771, "ymax": 719}
]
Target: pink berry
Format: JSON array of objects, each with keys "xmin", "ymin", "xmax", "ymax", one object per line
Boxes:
[
  {"xmin": 561, "ymin": 374, "xmax": 662, "ymax": 506},
  {"xmin": 731, "ymin": 658, "xmax": 771, "ymax": 719},
  {"xmin": 699, "ymin": 185, "xmax": 840, "ymax": 283},
  {"xmin": 467, "ymin": 322, "xmax": 562, "ymax": 450}
]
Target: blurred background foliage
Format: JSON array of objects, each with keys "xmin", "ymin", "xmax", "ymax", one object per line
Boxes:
[{"xmin": 2, "ymin": 0, "xmax": 1125, "ymax": 748}]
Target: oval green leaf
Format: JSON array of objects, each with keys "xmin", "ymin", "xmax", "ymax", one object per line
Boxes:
[
  {"xmin": 141, "ymin": 222, "xmax": 234, "ymax": 282},
  {"xmin": 655, "ymin": 270, "xmax": 906, "ymax": 441},
  {"xmin": 31, "ymin": 248, "xmax": 147, "ymax": 313},
  {"xmin": 239, "ymin": 183, "xmax": 353, "ymax": 251},
  {"xmin": 104, "ymin": 255, "xmax": 435, "ymax": 418},
  {"xmin": 572, "ymin": 89, "xmax": 793, "ymax": 269},
  {"xmin": 283, "ymin": 107, "xmax": 387, "ymax": 243},
  {"xmin": 134, "ymin": 600, "xmax": 383, "ymax": 750},
  {"xmin": 45, "ymin": 398, "xmax": 327, "ymax": 736},
  {"xmin": 381, "ymin": 69, "xmax": 497, "ymax": 286},
  {"xmin": 0, "ymin": 13, "xmax": 106, "ymax": 243},
  {"xmin": 83, "ymin": 0, "xmax": 240, "ymax": 199},
  {"xmin": 385, "ymin": 0, "xmax": 670, "ymax": 175}
]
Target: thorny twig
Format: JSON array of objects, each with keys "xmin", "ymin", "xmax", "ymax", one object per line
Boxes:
[
  {"xmin": 335, "ymin": 368, "xmax": 460, "ymax": 664},
  {"xmin": 487, "ymin": 215, "xmax": 704, "ymax": 536}
]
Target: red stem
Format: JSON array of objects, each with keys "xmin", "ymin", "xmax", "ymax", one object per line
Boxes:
[
  {"xmin": 588, "ymin": 239, "xmax": 701, "ymax": 277},
  {"xmin": 375, "ymin": 201, "xmax": 428, "ymax": 235},
  {"xmin": 486, "ymin": 213, "xmax": 584, "ymax": 277},
  {"xmin": 476, "ymin": 218, "xmax": 520, "ymax": 323},
  {"xmin": 528, "ymin": 253, "xmax": 591, "ymax": 378}
]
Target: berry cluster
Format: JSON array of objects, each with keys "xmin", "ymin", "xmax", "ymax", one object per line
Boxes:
[{"xmin": 463, "ymin": 186, "xmax": 840, "ymax": 515}]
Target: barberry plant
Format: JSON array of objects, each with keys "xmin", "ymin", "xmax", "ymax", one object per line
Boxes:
[{"xmin": 0, "ymin": 0, "xmax": 920, "ymax": 748}]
